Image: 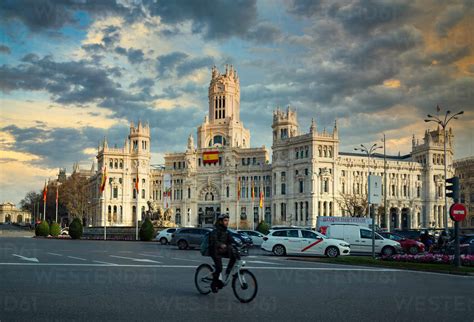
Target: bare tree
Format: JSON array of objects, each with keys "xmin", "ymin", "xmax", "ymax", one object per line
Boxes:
[{"xmin": 336, "ymin": 193, "xmax": 368, "ymax": 217}]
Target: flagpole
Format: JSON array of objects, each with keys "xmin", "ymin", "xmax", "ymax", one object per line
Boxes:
[
  {"xmin": 136, "ymin": 173, "xmax": 139, "ymax": 241},
  {"xmin": 55, "ymin": 186, "xmax": 58, "ymax": 223},
  {"xmin": 103, "ymin": 186, "xmax": 107, "ymax": 240}
]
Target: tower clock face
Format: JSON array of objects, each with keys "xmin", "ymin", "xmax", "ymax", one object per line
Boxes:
[{"xmin": 217, "ymin": 84, "xmax": 224, "ymax": 91}]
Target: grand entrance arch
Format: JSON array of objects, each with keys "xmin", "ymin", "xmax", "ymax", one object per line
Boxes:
[{"xmin": 198, "ymin": 184, "xmax": 221, "ymax": 227}]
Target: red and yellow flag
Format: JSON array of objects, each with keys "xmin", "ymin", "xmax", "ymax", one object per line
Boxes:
[
  {"xmin": 43, "ymin": 181, "xmax": 48, "ymax": 202},
  {"xmin": 203, "ymin": 151, "xmax": 219, "ymax": 164},
  {"xmin": 259, "ymin": 190, "xmax": 264, "ymax": 208},
  {"xmin": 135, "ymin": 172, "xmax": 139, "ymax": 191},
  {"xmin": 100, "ymin": 166, "xmax": 107, "ymax": 193},
  {"xmin": 237, "ymin": 177, "xmax": 241, "ymax": 201}
]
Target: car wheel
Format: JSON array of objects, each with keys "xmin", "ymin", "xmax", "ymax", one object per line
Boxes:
[
  {"xmin": 408, "ymin": 246, "xmax": 418, "ymax": 255},
  {"xmin": 272, "ymin": 245, "xmax": 286, "ymax": 256},
  {"xmin": 325, "ymin": 246, "xmax": 339, "ymax": 258},
  {"xmin": 160, "ymin": 237, "xmax": 168, "ymax": 245},
  {"xmin": 177, "ymin": 240, "xmax": 188, "ymax": 250},
  {"xmin": 381, "ymin": 246, "xmax": 395, "ymax": 257}
]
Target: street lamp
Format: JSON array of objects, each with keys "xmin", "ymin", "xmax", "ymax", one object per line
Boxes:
[
  {"xmin": 424, "ymin": 107, "xmax": 464, "ymax": 232},
  {"xmin": 355, "ymin": 143, "xmax": 382, "ymax": 259}
]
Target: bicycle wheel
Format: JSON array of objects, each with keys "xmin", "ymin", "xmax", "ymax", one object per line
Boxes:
[
  {"xmin": 195, "ymin": 264, "xmax": 214, "ymax": 295},
  {"xmin": 232, "ymin": 269, "xmax": 258, "ymax": 303}
]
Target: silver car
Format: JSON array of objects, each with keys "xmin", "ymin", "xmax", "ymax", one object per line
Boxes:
[{"xmin": 237, "ymin": 230, "xmax": 265, "ymax": 246}]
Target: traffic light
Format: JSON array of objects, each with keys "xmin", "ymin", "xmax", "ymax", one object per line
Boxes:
[{"xmin": 446, "ymin": 176, "xmax": 460, "ymax": 203}]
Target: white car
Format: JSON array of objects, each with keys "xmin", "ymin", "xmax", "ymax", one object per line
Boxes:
[
  {"xmin": 261, "ymin": 228, "xmax": 351, "ymax": 258},
  {"xmin": 325, "ymin": 224, "xmax": 402, "ymax": 256},
  {"xmin": 155, "ymin": 228, "xmax": 177, "ymax": 245},
  {"xmin": 237, "ymin": 230, "xmax": 266, "ymax": 246}
]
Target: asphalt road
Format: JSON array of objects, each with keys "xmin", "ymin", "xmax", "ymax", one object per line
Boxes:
[{"xmin": 0, "ymin": 235, "xmax": 472, "ymax": 322}]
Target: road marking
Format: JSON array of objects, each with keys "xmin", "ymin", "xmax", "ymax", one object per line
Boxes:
[
  {"xmin": 12, "ymin": 254, "xmax": 39, "ymax": 263},
  {"xmin": 247, "ymin": 260, "xmax": 283, "ymax": 265},
  {"xmin": 171, "ymin": 257, "xmax": 202, "ymax": 262},
  {"xmin": 93, "ymin": 260, "xmax": 118, "ymax": 266},
  {"xmin": 47, "ymin": 252, "xmax": 63, "ymax": 256},
  {"xmin": 110, "ymin": 255, "xmax": 161, "ymax": 263},
  {"xmin": 67, "ymin": 256, "xmax": 86, "ymax": 261},
  {"xmin": 138, "ymin": 253, "xmax": 164, "ymax": 258}
]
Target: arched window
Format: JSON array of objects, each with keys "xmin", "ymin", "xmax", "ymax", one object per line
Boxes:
[
  {"xmin": 114, "ymin": 159, "xmax": 118, "ymax": 168},
  {"xmin": 175, "ymin": 210, "xmax": 182, "ymax": 225},
  {"xmin": 109, "ymin": 159, "xmax": 113, "ymax": 168}
]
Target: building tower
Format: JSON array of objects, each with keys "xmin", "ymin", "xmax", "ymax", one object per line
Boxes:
[
  {"xmin": 271, "ymin": 106, "xmax": 299, "ymax": 143},
  {"xmin": 197, "ymin": 65, "xmax": 250, "ymax": 148},
  {"xmin": 411, "ymin": 127, "xmax": 454, "ymax": 228}
]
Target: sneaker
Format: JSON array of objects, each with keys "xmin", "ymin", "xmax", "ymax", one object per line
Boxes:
[{"xmin": 211, "ymin": 281, "xmax": 219, "ymax": 293}]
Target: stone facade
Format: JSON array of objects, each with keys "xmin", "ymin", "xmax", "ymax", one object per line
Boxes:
[
  {"xmin": 85, "ymin": 65, "xmax": 460, "ymax": 230},
  {"xmin": 454, "ymin": 157, "xmax": 474, "ymax": 229},
  {"xmin": 0, "ymin": 202, "xmax": 31, "ymax": 224}
]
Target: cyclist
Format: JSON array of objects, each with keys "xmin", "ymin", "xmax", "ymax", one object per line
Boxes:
[{"xmin": 209, "ymin": 213, "xmax": 240, "ymax": 293}]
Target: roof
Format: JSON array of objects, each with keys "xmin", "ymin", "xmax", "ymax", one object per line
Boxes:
[{"xmin": 339, "ymin": 151, "xmax": 412, "ymax": 161}]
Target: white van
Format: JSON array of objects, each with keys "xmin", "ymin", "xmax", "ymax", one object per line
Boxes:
[{"xmin": 326, "ymin": 224, "xmax": 402, "ymax": 256}]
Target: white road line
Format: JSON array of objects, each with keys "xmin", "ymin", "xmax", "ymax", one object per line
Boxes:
[
  {"xmin": 171, "ymin": 257, "xmax": 202, "ymax": 263},
  {"xmin": 93, "ymin": 260, "xmax": 118, "ymax": 266},
  {"xmin": 247, "ymin": 260, "xmax": 283, "ymax": 265},
  {"xmin": 138, "ymin": 253, "xmax": 164, "ymax": 258},
  {"xmin": 110, "ymin": 255, "xmax": 161, "ymax": 263},
  {"xmin": 47, "ymin": 252, "xmax": 63, "ymax": 256},
  {"xmin": 11, "ymin": 254, "xmax": 39, "ymax": 263},
  {"xmin": 67, "ymin": 256, "xmax": 86, "ymax": 261}
]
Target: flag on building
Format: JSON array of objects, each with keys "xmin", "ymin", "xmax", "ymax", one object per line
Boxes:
[
  {"xmin": 237, "ymin": 177, "xmax": 241, "ymax": 201},
  {"xmin": 135, "ymin": 172, "xmax": 139, "ymax": 191},
  {"xmin": 203, "ymin": 151, "xmax": 219, "ymax": 164},
  {"xmin": 100, "ymin": 166, "xmax": 107, "ymax": 193},
  {"xmin": 259, "ymin": 190, "xmax": 264, "ymax": 208},
  {"xmin": 43, "ymin": 181, "xmax": 48, "ymax": 202}
]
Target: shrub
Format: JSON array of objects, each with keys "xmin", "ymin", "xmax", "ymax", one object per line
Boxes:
[
  {"xmin": 35, "ymin": 221, "xmax": 50, "ymax": 237},
  {"xmin": 256, "ymin": 220, "xmax": 270, "ymax": 235},
  {"xmin": 140, "ymin": 218, "xmax": 155, "ymax": 241},
  {"xmin": 50, "ymin": 222, "xmax": 61, "ymax": 237},
  {"xmin": 69, "ymin": 218, "xmax": 83, "ymax": 239}
]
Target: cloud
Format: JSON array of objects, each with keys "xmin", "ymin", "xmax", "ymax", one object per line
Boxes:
[
  {"xmin": 244, "ymin": 22, "xmax": 282, "ymax": 43},
  {"xmin": 0, "ymin": 44, "xmax": 11, "ymax": 54},
  {"xmin": 115, "ymin": 46, "xmax": 145, "ymax": 64},
  {"xmin": 144, "ymin": 0, "xmax": 258, "ymax": 40},
  {"xmin": 0, "ymin": 0, "xmax": 135, "ymax": 32},
  {"xmin": 435, "ymin": 4, "xmax": 464, "ymax": 37},
  {"xmin": 156, "ymin": 51, "xmax": 189, "ymax": 76}
]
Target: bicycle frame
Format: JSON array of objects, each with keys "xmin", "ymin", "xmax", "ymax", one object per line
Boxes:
[{"xmin": 202, "ymin": 259, "xmax": 247, "ymax": 287}]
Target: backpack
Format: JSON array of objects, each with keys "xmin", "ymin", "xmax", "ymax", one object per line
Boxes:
[{"xmin": 200, "ymin": 231, "xmax": 211, "ymax": 256}]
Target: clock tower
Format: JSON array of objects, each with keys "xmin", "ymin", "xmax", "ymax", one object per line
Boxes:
[{"xmin": 197, "ymin": 65, "xmax": 250, "ymax": 149}]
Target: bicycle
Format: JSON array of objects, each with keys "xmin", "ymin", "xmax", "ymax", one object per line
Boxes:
[{"xmin": 194, "ymin": 246, "xmax": 258, "ymax": 303}]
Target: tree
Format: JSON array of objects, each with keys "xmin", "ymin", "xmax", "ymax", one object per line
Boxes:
[
  {"xmin": 19, "ymin": 191, "xmax": 42, "ymax": 219},
  {"xmin": 336, "ymin": 193, "xmax": 368, "ymax": 217},
  {"xmin": 59, "ymin": 173, "xmax": 88, "ymax": 219}
]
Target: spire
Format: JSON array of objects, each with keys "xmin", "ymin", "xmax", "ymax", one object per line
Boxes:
[
  {"xmin": 412, "ymin": 134, "xmax": 416, "ymax": 147},
  {"xmin": 91, "ymin": 160, "xmax": 95, "ymax": 172},
  {"xmin": 310, "ymin": 118, "xmax": 316, "ymax": 133},
  {"xmin": 333, "ymin": 119, "xmax": 338, "ymax": 138}
]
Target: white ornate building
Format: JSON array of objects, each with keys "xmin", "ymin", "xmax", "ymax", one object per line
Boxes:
[{"xmin": 85, "ymin": 65, "xmax": 459, "ymax": 231}]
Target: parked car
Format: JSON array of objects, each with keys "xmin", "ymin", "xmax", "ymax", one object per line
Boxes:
[
  {"xmin": 155, "ymin": 228, "xmax": 177, "ymax": 245},
  {"xmin": 393, "ymin": 229, "xmax": 422, "ymax": 241},
  {"xmin": 326, "ymin": 224, "xmax": 402, "ymax": 256},
  {"xmin": 237, "ymin": 230, "xmax": 265, "ymax": 246},
  {"xmin": 261, "ymin": 228, "xmax": 351, "ymax": 258},
  {"xmin": 446, "ymin": 234, "xmax": 474, "ymax": 255},
  {"xmin": 379, "ymin": 232, "xmax": 425, "ymax": 254},
  {"xmin": 170, "ymin": 228, "xmax": 212, "ymax": 250},
  {"xmin": 228, "ymin": 229, "xmax": 253, "ymax": 247}
]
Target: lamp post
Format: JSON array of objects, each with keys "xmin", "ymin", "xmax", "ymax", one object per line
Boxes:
[
  {"xmin": 424, "ymin": 107, "xmax": 464, "ymax": 232},
  {"xmin": 355, "ymin": 143, "xmax": 382, "ymax": 259}
]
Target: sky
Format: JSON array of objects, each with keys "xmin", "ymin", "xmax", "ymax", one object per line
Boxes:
[{"xmin": 1, "ymin": 0, "xmax": 473, "ymax": 205}]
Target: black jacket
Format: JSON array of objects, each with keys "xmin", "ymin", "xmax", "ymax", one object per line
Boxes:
[{"xmin": 209, "ymin": 223, "xmax": 233, "ymax": 256}]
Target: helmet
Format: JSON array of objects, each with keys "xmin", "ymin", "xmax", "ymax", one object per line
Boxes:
[{"xmin": 217, "ymin": 213, "xmax": 229, "ymax": 220}]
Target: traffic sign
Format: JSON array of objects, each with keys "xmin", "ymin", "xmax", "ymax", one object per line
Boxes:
[{"xmin": 449, "ymin": 203, "xmax": 467, "ymax": 222}]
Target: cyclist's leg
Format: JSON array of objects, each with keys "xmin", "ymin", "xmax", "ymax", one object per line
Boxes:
[
  {"xmin": 211, "ymin": 254, "xmax": 223, "ymax": 291},
  {"xmin": 225, "ymin": 246, "xmax": 240, "ymax": 275}
]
